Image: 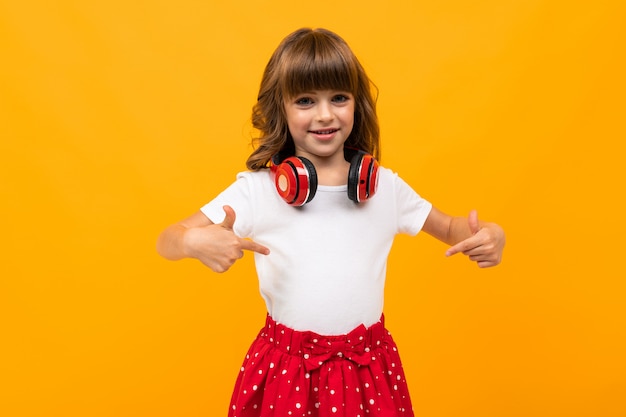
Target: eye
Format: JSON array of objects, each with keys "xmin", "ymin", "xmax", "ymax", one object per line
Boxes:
[
  {"xmin": 295, "ymin": 97, "xmax": 314, "ymax": 106},
  {"xmin": 332, "ymin": 94, "xmax": 351, "ymax": 103}
]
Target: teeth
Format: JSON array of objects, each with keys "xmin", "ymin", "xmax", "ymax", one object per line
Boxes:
[{"xmin": 314, "ymin": 129, "xmax": 336, "ymax": 134}]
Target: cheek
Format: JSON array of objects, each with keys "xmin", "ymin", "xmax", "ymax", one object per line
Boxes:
[
  {"xmin": 286, "ymin": 111, "xmax": 309, "ymax": 131},
  {"xmin": 342, "ymin": 109, "xmax": 355, "ymax": 128}
]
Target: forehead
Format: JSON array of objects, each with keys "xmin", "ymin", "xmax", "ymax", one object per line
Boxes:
[
  {"xmin": 279, "ymin": 40, "xmax": 359, "ymax": 98},
  {"xmin": 287, "ymin": 89, "xmax": 353, "ymax": 97}
]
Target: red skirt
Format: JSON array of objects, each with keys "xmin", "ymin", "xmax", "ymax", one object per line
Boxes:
[{"xmin": 228, "ymin": 315, "xmax": 414, "ymax": 417}]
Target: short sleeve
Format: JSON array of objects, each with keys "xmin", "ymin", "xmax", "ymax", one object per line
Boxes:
[
  {"xmin": 199, "ymin": 172, "xmax": 255, "ymax": 238},
  {"xmin": 393, "ymin": 173, "xmax": 432, "ymax": 236}
]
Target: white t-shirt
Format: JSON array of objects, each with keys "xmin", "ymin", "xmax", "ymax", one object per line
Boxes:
[{"xmin": 201, "ymin": 167, "xmax": 432, "ymax": 335}]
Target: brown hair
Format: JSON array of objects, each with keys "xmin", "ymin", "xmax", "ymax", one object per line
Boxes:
[{"xmin": 246, "ymin": 28, "xmax": 380, "ymax": 170}]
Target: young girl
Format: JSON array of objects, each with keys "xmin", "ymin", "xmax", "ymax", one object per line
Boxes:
[{"xmin": 157, "ymin": 28, "xmax": 505, "ymax": 417}]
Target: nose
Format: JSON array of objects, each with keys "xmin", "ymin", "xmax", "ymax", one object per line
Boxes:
[{"xmin": 316, "ymin": 100, "xmax": 334, "ymax": 122}]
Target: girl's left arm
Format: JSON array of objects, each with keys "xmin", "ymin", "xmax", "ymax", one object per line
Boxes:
[{"xmin": 422, "ymin": 207, "xmax": 505, "ymax": 268}]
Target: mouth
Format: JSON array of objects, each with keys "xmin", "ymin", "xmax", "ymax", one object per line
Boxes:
[{"xmin": 308, "ymin": 128, "xmax": 339, "ymax": 135}]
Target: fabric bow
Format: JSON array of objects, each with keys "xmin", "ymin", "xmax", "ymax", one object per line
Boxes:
[{"xmin": 301, "ymin": 326, "xmax": 373, "ymax": 371}]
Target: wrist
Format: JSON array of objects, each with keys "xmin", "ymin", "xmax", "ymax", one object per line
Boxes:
[{"xmin": 180, "ymin": 226, "xmax": 197, "ymax": 259}]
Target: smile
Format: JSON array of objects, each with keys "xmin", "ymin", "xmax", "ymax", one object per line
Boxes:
[{"xmin": 309, "ymin": 129, "xmax": 339, "ymax": 134}]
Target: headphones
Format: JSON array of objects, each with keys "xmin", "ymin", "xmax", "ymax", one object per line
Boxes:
[{"xmin": 270, "ymin": 147, "xmax": 379, "ymax": 206}]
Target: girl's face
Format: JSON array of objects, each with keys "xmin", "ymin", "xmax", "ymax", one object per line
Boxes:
[{"xmin": 283, "ymin": 89, "xmax": 355, "ymax": 165}]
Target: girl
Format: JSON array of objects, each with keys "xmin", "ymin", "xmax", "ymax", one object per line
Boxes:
[{"xmin": 157, "ymin": 28, "xmax": 505, "ymax": 417}]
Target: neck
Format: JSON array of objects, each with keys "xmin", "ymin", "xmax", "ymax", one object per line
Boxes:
[{"xmin": 314, "ymin": 159, "xmax": 350, "ymax": 186}]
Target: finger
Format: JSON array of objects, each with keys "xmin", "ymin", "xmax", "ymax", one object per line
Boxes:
[
  {"xmin": 445, "ymin": 241, "xmax": 466, "ymax": 257},
  {"xmin": 240, "ymin": 238, "xmax": 271, "ymax": 255},
  {"xmin": 468, "ymin": 209, "xmax": 480, "ymax": 235},
  {"xmin": 220, "ymin": 205, "xmax": 236, "ymax": 230},
  {"xmin": 445, "ymin": 236, "xmax": 478, "ymax": 257}
]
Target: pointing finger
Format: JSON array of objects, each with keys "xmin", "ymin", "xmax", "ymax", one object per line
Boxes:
[
  {"xmin": 240, "ymin": 238, "xmax": 270, "ymax": 255},
  {"xmin": 445, "ymin": 241, "xmax": 464, "ymax": 257},
  {"xmin": 445, "ymin": 236, "xmax": 477, "ymax": 257}
]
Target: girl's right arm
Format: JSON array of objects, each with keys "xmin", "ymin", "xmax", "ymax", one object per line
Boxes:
[{"xmin": 156, "ymin": 205, "xmax": 270, "ymax": 273}]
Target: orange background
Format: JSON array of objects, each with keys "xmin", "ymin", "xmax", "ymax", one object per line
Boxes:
[{"xmin": 1, "ymin": 1, "xmax": 625, "ymax": 416}]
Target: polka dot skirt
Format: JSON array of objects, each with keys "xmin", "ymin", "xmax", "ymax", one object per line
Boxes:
[{"xmin": 228, "ymin": 315, "xmax": 414, "ymax": 417}]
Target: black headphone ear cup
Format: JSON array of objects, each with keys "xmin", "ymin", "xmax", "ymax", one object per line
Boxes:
[
  {"xmin": 347, "ymin": 151, "xmax": 364, "ymax": 202},
  {"xmin": 346, "ymin": 150, "xmax": 379, "ymax": 203},
  {"xmin": 298, "ymin": 156, "xmax": 318, "ymax": 204}
]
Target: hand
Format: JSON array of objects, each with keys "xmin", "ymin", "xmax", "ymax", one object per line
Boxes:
[
  {"xmin": 184, "ymin": 205, "xmax": 270, "ymax": 273},
  {"xmin": 445, "ymin": 210, "xmax": 505, "ymax": 268}
]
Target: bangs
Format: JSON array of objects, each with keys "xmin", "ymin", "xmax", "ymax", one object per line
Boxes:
[{"xmin": 279, "ymin": 32, "xmax": 359, "ymax": 98}]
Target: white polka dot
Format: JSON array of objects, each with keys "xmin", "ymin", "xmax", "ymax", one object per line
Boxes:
[
  {"xmin": 258, "ymin": 369, "xmax": 263, "ymax": 374},
  {"xmin": 252, "ymin": 385, "xmax": 258, "ymax": 391},
  {"xmin": 332, "ymin": 406, "xmax": 338, "ymax": 413},
  {"xmin": 269, "ymin": 362, "xmax": 275, "ymax": 368},
  {"xmin": 369, "ymin": 399, "xmax": 375, "ymax": 405},
  {"xmin": 296, "ymin": 403, "xmax": 302, "ymax": 409},
  {"xmin": 330, "ymin": 389, "xmax": 335, "ymax": 395}
]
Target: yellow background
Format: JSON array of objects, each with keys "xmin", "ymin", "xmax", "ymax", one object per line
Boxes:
[{"xmin": 1, "ymin": 1, "xmax": 625, "ymax": 416}]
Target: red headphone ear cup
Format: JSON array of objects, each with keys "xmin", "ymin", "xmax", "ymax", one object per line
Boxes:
[
  {"xmin": 273, "ymin": 156, "xmax": 317, "ymax": 206},
  {"xmin": 347, "ymin": 151, "xmax": 379, "ymax": 203}
]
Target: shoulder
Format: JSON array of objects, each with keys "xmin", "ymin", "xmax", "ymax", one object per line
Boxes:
[
  {"xmin": 377, "ymin": 166, "xmax": 408, "ymax": 187},
  {"xmin": 236, "ymin": 169, "xmax": 271, "ymax": 181},
  {"xmin": 233, "ymin": 169, "xmax": 274, "ymax": 189},
  {"xmin": 376, "ymin": 165, "xmax": 429, "ymax": 203}
]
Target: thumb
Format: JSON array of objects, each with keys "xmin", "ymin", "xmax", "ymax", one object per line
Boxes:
[
  {"xmin": 468, "ymin": 209, "xmax": 480, "ymax": 235},
  {"xmin": 220, "ymin": 205, "xmax": 236, "ymax": 230}
]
